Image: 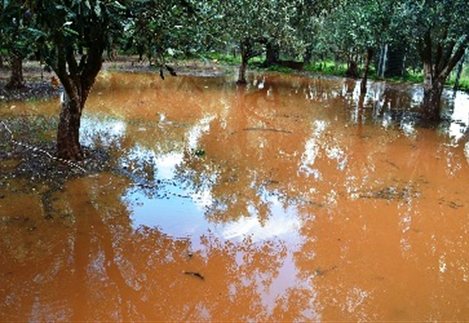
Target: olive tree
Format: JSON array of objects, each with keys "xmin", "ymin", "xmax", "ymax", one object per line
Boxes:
[
  {"xmin": 218, "ymin": 0, "xmax": 301, "ymax": 84},
  {"xmin": 323, "ymin": 0, "xmax": 395, "ymax": 93},
  {"xmin": 123, "ymin": 0, "xmax": 215, "ymax": 73},
  {"xmin": 291, "ymin": 0, "xmax": 339, "ymax": 63},
  {"xmin": 400, "ymin": 0, "xmax": 468, "ymax": 120},
  {"xmin": 0, "ymin": 0, "xmax": 35, "ymax": 88},
  {"xmin": 29, "ymin": 0, "xmax": 126, "ymax": 160}
]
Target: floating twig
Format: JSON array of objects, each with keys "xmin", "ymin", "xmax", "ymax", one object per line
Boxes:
[
  {"xmin": 242, "ymin": 127, "xmax": 292, "ymax": 134},
  {"xmin": 183, "ymin": 271, "xmax": 205, "ymax": 281}
]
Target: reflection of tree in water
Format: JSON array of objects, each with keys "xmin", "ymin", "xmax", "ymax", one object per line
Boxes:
[
  {"xmin": 164, "ymin": 77, "xmax": 469, "ymax": 319},
  {"xmin": 0, "ymin": 173, "xmax": 294, "ymax": 321},
  {"xmin": 173, "ymin": 79, "xmax": 321, "ymax": 224},
  {"xmin": 340, "ymin": 80, "xmax": 462, "ymax": 130},
  {"xmin": 2, "ymin": 72, "xmax": 469, "ymax": 321}
]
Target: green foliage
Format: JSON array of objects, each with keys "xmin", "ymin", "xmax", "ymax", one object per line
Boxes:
[
  {"xmin": 304, "ymin": 60, "xmax": 348, "ymax": 76},
  {"xmin": 28, "ymin": 0, "xmax": 127, "ymax": 72},
  {"xmin": 217, "ymin": 0, "xmax": 304, "ymax": 59},
  {"xmin": 319, "ymin": 0, "xmax": 396, "ymax": 63},
  {"xmin": 396, "ymin": 0, "xmax": 468, "ymax": 85},
  {"xmin": 0, "ymin": 0, "xmax": 36, "ymax": 60},
  {"xmin": 399, "ymin": 0, "xmax": 468, "ymax": 46},
  {"xmin": 123, "ymin": 0, "xmax": 217, "ymax": 65}
]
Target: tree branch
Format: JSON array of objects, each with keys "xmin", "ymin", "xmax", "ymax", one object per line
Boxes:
[
  {"xmin": 78, "ymin": 54, "xmax": 88, "ymax": 73},
  {"xmin": 66, "ymin": 45, "xmax": 79, "ymax": 77},
  {"xmin": 437, "ymin": 41, "xmax": 455, "ymax": 75},
  {"xmin": 434, "ymin": 27, "xmax": 449, "ymax": 74},
  {"xmin": 423, "ymin": 31, "xmax": 433, "ymax": 72},
  {"xmin": 55, "ymin": 46, "xmax": 75, "ymax": 97},
  {"xmin": 438, "ymin": 36, "xmax": 468, "ymax": 81},
  {"xmin": 80, "ymin": 45, "xmax": 104, "ymax": 101}
]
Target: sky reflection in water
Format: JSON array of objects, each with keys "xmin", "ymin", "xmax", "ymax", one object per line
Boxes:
[
  {"xmin": 79, "ymin": 73, "xmax": 469, "ymax": 246},
  {"xmin": 1, "ymin": 72, "xmax": 469, "ymax": 321}
]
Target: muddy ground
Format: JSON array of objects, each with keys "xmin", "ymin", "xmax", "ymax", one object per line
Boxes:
[
  {"xmin": 0, "ymin": 58, "xmax": 230, "ymax": 102},
  {"xmin": 0, "ymin": 58, "xmax": 233, "ymax": 195}
]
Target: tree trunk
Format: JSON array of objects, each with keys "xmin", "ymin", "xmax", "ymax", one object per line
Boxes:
[
  {"xmin": 346, "ymin": 60, "xmax": 359, "ymax": 78},
  {"xmin": 57, "ymin": 92, "xmax": 84, "ymax": 161},
  {"xmin": 357, "ymin": 92, "xmax": 366, "ymax": 124},
  {"xmin": 422, "ymin": 77, "xmax": 444, "ymax": 121},
  {"xmin": 360, "ymin": 48, "xmax": 373, "ymax": 95},
  {"xmin": 376, "ymin": 44, "xmax": 386, "ymax": 78},
  {"xmin": 237, "ymin": 55, "xmax": 248, "ymax": 84},
  {"xmin": 263, "ymin": 42, "xmax": 279, "ymax": 67},
  {"xmin": 52, "ymin": 38, "xmax": 104, "ymax": 161},
  {"xmin": 6, "ymin": 54, "xmax": 24, "ymax": 89},
  {"xmin": 0, "ymin": 56, "xmax": 4, "ymax": 68},
  {"xmin": 384, "ymin": 46, "xmax": 405, "ymax": 78},
  {"xmin": 303, "ymin": 47, "xmax": 313, "ymax": 64}
]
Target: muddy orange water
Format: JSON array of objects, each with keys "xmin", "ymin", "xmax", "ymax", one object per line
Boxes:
[{"xmin": 1, "ymin": 72, "xmax": 469, "ymax": 321}]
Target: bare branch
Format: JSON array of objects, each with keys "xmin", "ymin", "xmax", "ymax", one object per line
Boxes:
[{"xmin": 55, "ymin": 46, "xmax": 74, "ymax": 97}]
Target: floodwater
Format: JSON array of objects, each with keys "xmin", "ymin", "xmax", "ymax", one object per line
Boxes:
[{"xmin": 1, "ymin": 72, "xmax": 469, "ymax": 321}]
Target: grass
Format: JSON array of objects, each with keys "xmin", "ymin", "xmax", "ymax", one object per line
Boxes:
[
  {"xmin": 304, "ymin": 60, "xmax": 348, "ymax": 77},
  {"xmin": 202, "ymin": 52, "xmax": 240, "ymax": 65},
  {"xmin": 265, "ymin": 65, "xmax": 296, "ymax": 73},
  {"xmin": 182, "ymin": 52, "xmax": 469, "ymax": 91},
  {"xmin": 385, "ymin": 68, "xmax": 469, "ymax": 92},
  {"xmin": 448, "ymin": 65, "xmax": 469, "ymax": 91},
  {"xmin": 454, "ymin": 78, "xmax": 469, "ymax": 90},
  {"xmin": 386, "ymin": 70, "xmax": 424, "ymax": 85}
]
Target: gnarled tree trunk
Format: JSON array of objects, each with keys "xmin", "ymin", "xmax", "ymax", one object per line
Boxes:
[
  {"xmin": 237, "ymin": 40, "xmax": 253, "ymax": 84},
  {"xmin": 54, "ymin": 45, "xmax": 104, "ymax": 161},
  {"xmin": 360, "ymin": 48, "xmax": 373, "ymax": 95},
  {"xmin": 263, "ymin": 42, "xmax": 279, "ymax": 67},
  {"xmin": 346, "ymin": 60, "xmax": 359, "ymax": 78},
  {"xmin": 6, "ymin": 54, "xmax": 24, "ymax": 89},
  {"xmin": 237, "ymin": 55, "xmax": 248, "ymax": 84},
  {"xmin": 419, "ymin": 32, "xmax": 467, "ymax": 121},
  {"xmin": 422, "ymin": 77, "xmax": 444, "ymax": 120},
  {"xmin": 57, "ymin": 92, "xmax": 84, "ymax": 160}
]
